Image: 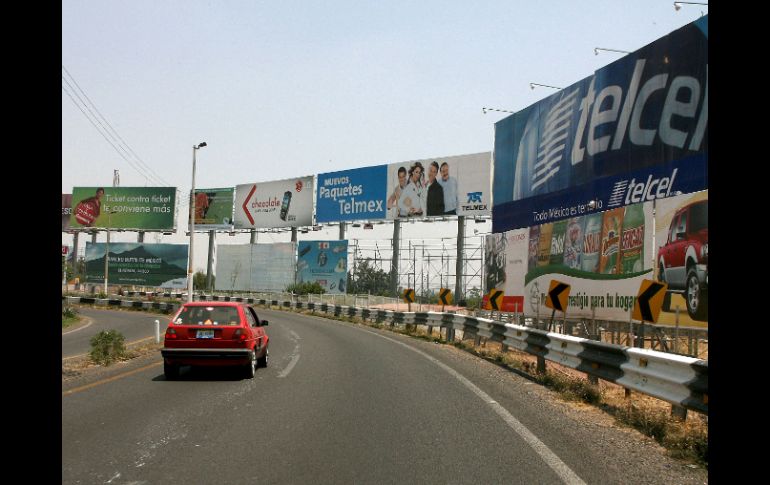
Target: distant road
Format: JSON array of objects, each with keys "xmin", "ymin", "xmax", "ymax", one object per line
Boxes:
[{"xmin": 62, "ymin": 307, "xmax": 164, "ymax": 358}]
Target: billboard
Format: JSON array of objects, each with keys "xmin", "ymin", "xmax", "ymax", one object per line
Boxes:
[
  {"xmin": 654, "ymin": 190, "xmax": 708, "ymax": 324},
  {"xmin": 215, "ymin": 243, "xmax": 296, "ymax": 292},
  {"xmin": 62, "ymin": 194, "xmax": 72, "ymax": 231},
  {"xmin": 192, "ymin": 188, "xmax": 234, "ymax": 230},
  {"xmin": 83, "ymin": 243, "xmax": 188, "ymax": 288},
  {"xmin": 70, "ymin": 187, "xmax": 177, "ymax": 230},
  {"xmin": 316, "ymin": 166, "xmax": 387, "ymax": 223},
  {"xmin": 493, "ymin": 16, "xmax": 708, "ymax": 232},
  {"xmin": 297, "ymin": 240, "xmax": 349, "ymax": 294},
  {"xmin": 234, "ymin": 177, "xmax": 313, "ymax": 229},
  {"xmin": 385, "ymin": 152, "xmax": 492, "ymax": 219}
]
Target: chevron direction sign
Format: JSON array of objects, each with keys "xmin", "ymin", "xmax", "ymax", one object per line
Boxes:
[
  {"xmin": 487, "ymin": 289, "xmax": 504, "ymax": 311},
  {"xmin": 403, "ymin": 288, "xmax": 415, "ymax": 303},
  {"xmin": 439, "ymin": 288, "xmax": 453, "ymax": 306},
  {"xmin": 545, "ymin": 280, "xmax": 571, "ymax": 313},
  {"xmin": 632, "ymin": 279, "xmax": 668, "ymax": 323}
]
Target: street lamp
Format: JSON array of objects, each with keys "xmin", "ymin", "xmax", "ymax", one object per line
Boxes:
[
  {"xmin": 530, "ymin": 83, "xmax": 562, "ymax": 91},
  {"xmin": 482, "ymin": 107, "xmax": 514, "ymax": 115},
  {"xmin": 594, "ymin": 47, "xmax": 630, "ymax": 56},
  {"xmin": 104, "ymin": 209, "xmax": 118, "ymax": 294},
  {"xmin": 188, "ymin": 141, "xmax": 207, "ymax": 302},
  {"xmin": 674, "ymin": 2, "xmax": 708, "ymax": 11}
]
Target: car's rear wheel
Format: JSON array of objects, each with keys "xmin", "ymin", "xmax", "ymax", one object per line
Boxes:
[
  {"xmin": 245, "ymin": 351, "xmax": 257, "ymax": 379},
  {"xmin": 685, "ymin": 268, "xmax": 708, "ymax": 321},
  {"xmin": 257, "ymin": 348, "xmax": 268, "ymax": 368},
  {"xmin": 164, "ymin": 362, "xmax": 180, "ymax": 380}
]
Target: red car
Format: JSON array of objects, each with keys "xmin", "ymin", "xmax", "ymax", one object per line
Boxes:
[
  {"xmin": 657, "ymin": 199, "xmax": 708, "ymax": 321},
  {"xmin": 161, "ymin": 302, "xmax": 270, "ymax": 379}
]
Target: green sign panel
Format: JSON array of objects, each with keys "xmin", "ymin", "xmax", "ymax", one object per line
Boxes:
[
  {"xmin": 84, "ymin": 242, "xmax": 188, "ymax": 288},
  {"xmin": 70, "ymin": 187, "xmax": 177, "ymax": 230}
]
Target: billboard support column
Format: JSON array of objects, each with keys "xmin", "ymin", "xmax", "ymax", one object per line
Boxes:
[
  {"xmin": 391, "ymin": 220, "xmax": 401, "ymax": 297},
  {"xmin": 291, "ymin": 227, "xmax": 298, "ymax": 243},
  {"xmin": 72, "ymin": 231, "xmax": 80, "ymax": 279},
  {"xmin": 91, "ymin": 231, "xmax": 97, "ymax": 244},
  {"xmin": 206, "ymin": 230, "xmax": 215, "ymax": 291},
  {"xmin": 339, "ymin": 222, "xmax": 346, "ymax": 240},
  {"xmin": 137, "ymin": 231, "xmax": 144, "ymax": 243},
  {"xmin": 455, "ymin": 216, "xmax": 465, "ymax": 303},
  {"xmin": 250, "ymin": 229, "xmax": 257, "ymax": 244}
]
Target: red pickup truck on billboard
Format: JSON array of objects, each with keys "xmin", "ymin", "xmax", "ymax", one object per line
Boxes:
[{"xmin": 657, "ymin": 200, "xmax": 708, "ymax": 321}]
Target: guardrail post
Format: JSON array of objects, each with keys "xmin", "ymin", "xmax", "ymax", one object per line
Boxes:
[
  {"xmin": 674, "ymin": 306, "xmax": 681, "ymax": 354},
  {"xmin": 671, "ymin": 404, "xmax": 688, "ymax": 421},
  {"xmin": 155, "ymin": 319, "xmax": 160, "ymax": 344}
]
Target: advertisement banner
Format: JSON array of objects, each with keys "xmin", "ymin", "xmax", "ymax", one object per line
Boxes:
[
  {"xmin": 234, "ymin": 177, "xmax": 313, "ymax": 228},
  {"xmin": 192, "ymin": 187, "xmax": 234, "ymax": 230},
  {"xmin": 495, "ymin": 202, "xmax": 656, "ymax": 320},
  {"xmin": 493, "ymin": 16, "xmax": 707, "ymax": 232},
  {"xmin": 316, "ymin": 166, "xmax": 387, "ymax": 223},
  {"xmin": 62, "ymin": 194, "xmax": 72, "ymax": 231},
  {"xmin": 297, "ymin": 240, "xmax": 348, "ymax": 294},
  {"xmin": 70, "ymin": 187, "xmax": 177, "ymax": 230},
  {"xmin": 215, "ymin": 243, "xmax": 296, "ymax": 292},
  {"xmin": 83, "ymin": 243, "xmax": 188, "ymax": 288},
  {"xmin": 385, "ymin": 152, "xmax": 492, "ymax": 219},
  {"xmin": 654, "ymin": 190, "xmax": 708, "ymax": 325}
]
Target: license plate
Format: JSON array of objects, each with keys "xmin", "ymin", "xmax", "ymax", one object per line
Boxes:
[{"xmin": 196, "ymin": 330, "xmax": 215, "ymax": 339}]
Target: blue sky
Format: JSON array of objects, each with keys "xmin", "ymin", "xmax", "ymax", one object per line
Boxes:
[{"xmin": 62, "ymin": 1, "xmax": 706, "ymax": 271}]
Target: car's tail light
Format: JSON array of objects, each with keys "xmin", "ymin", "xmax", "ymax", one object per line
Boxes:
[
  {"xmin": 166, "ymin": 328, "xmax": 178, "ymax": 339},
  {"xmin": 232, "ymin": 329, "xmax": 247, "ymax": 341}
]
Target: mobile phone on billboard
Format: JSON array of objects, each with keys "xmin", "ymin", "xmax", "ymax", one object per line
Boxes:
[{"xmin": 279, "ymin": 191, "xmax": 292, "ymax": 221}]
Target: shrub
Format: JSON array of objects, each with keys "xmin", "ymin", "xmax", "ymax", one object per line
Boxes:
[
  {"xmin": 62, "ymin": 306, "xmax": 77, "ymax": 319},
  {"xmin": 89, "ymin": 330, "xmax": 127, "ymax": 366},
  {"xmin": 286, "ymin": 282, "xmax": 326, "ymax": 295}
]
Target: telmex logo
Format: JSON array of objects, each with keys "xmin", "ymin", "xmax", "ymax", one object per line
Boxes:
[
  {"xmin": 467, "ymin": 192, "xmax": 482, "ymax": 203},
  {"xmin": 522, "ymin": 59, "xmax": 708, "ymax": 195}
]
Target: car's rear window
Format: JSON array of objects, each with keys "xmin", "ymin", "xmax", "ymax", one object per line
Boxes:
[{"xmin": 174, "ymin": 306, "xmax": 241, "ymax": 326}]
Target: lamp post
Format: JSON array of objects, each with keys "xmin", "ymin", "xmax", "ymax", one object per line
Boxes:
[
  {"xmin": 482, "ymin": 107, "xmax": 514, "ymax": 115},
  {"xmin": 104, "ymin": 209, "xmax": 117, "ymax": 294},
  {"xmin": 529, "ymin": 82, "xmax": 562, "ymax": 91},
  {"xmin": 188, "ymin": 142, "xmax": 207, "ymax": 302},
  {"xmin": 594, "ymin": 47, "xmax": 630, "ymax": 56},
  {"xmin": 674, "ymin": 1, "xmax": 708, "ymax": 10}
]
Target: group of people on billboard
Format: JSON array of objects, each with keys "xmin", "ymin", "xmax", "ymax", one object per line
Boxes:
[{"xmin": 387, "ymin": 160, "xmax": 459, "ymax": 218}]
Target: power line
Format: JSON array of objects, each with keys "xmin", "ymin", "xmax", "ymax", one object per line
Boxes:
[{"xmin": 62, "ymin": 65, "xmax": 171, "ymax": 187}]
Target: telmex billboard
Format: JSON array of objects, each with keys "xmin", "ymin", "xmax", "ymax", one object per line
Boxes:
[
  {"xmin": 385, "ymin": 152, "xmax": 491, "ymax": 220},
  {"xmin": 69, "ymin": 187, "xmax": 177, "ymax": 230},
  {"xmin": 297, "ymin": 240, "xmax": 349, "ymax": 294},
  {"xmin": 234, "ymin": 177, "xmax": 313, "ymax": 229},
  {"xmin": 492, "ymin": 16, "xmax": 707, "ymax": 233}
]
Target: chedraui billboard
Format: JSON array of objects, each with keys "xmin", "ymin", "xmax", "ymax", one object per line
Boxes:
[
  {"xmin": 192, "ymin": 188, "xmax": 234, "ymax": 230},
  {"xmin": 316, "ymin": 166, "xmax": 387, "ymax": 223},
  {"xmin": 70, "ymin": 187, "xmax": 177, "ymax": 230},
  {"xmin": 234, "ymin": 177, "xmax": 313, "ymax": 229},
  {"xmin": 83, "ymin": 242, "xmax": 188, "ymax": 288},
  {"xmin": 492, "ymin": 16, "xmax": 707, "ymax": 233},
  {"xmin": 385, "ymin": 152, "xmax": 492, "ymax": 219},
  {"xmin": 297, "ymin": 240, "xmax": 348, "ymax": 294}
]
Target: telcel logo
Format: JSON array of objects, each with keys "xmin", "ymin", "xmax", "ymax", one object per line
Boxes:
[{"xmin": 608, "ymin": 168, "xmax": 679, "ymax": 207}]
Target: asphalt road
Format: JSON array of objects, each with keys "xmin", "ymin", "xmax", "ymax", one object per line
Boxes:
[
  {"xmin": 62, "ymin": 308, "xmax": 707, "ymax": 484},
  {"xmin": 62, "ymin": 307, "xmax": 166, "ymax": 358}
]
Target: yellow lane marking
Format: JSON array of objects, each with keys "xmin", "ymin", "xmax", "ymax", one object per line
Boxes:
[{"xmin": 62, "ymin": 362, "xmax": 163, "ymax": 396}]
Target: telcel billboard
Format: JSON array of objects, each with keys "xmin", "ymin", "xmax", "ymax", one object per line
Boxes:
[
  {"xmin": 234, "ymin": 177, "xmax": 313, "ymax": 229},
  {"xmin": 492, "ymin": 16, "xmax": 707, "ymax": 233}
]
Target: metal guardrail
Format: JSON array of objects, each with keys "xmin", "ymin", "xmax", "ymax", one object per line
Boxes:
[{"xmin": 63, "ymin": 294, "xmax": 708, "ymax": 414}]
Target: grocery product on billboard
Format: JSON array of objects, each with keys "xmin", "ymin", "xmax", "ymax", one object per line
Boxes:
[
  {"xmin": 316, "ymin": 166, "xmax": 387, "ymax": 223},
  {"xmin": 496, "ymin": 202, "xmax": 655, "ymax": 321},
  {"xmin": 482, "ymin": 231, "xmax": 526, "ymax": 312},
  {"xmin": 385, "ymin": 152, "xmax": 491, "ymax": 219},
  {"xmin": 70, "ymin": 187, "xmax": 177, "ymax": 230},
  {"xmin": 297, "ymin": 240, "xmax": 348, "ymax": 294},
  {"xmin": 83, "ymin": 243, "xmax": 188, "ymax": 288},
  {"xmin": 192, "ymin": 188, "xmax": 234, "ymax": 229},
  {"xmin": 215, "ymin": 243, "xmax": 296, "ymax": 292},
  {"xmin": 234, "ymin": 177, "xmax": 313, "ymax": 229},
  {"xmin": 62, "ymin": 194, "xmax": 72, "ymax": 231},
  {"xmin": 493, "ymin": 16, "xmax": 707, "ymax": 232},
  {"xmin": 654, "ymin": 190, "xmax": 708, "ymax": 324}
]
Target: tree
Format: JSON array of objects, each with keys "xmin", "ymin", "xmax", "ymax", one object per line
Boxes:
[
  {"xmin": 193, "ymin": 270, "xmax": 207, "ymax": 290},
  {"xmin": 346, "ymin": 258, "xmax": 391, "ymax": 296}
]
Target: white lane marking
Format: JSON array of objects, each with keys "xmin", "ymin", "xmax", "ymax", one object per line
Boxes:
[
  {"xmin": 106, "ymin": 472, "xmax": 121, "ymax": 483},
  {"xmin": 277, "ymin": 330, "xmax": 301, "ymax": 378},
  {"xmin": 62, "ymin": 316, "xmax": 94, "ymax": 335},
  {"xmin": 344, "ymin": 323, "xmax": 587, "ymax": 485}
]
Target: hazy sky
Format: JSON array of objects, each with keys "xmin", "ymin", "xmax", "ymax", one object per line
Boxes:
[{"xmin": 62, "ymin": 1, "xmax": 706, "ymax": 271}]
